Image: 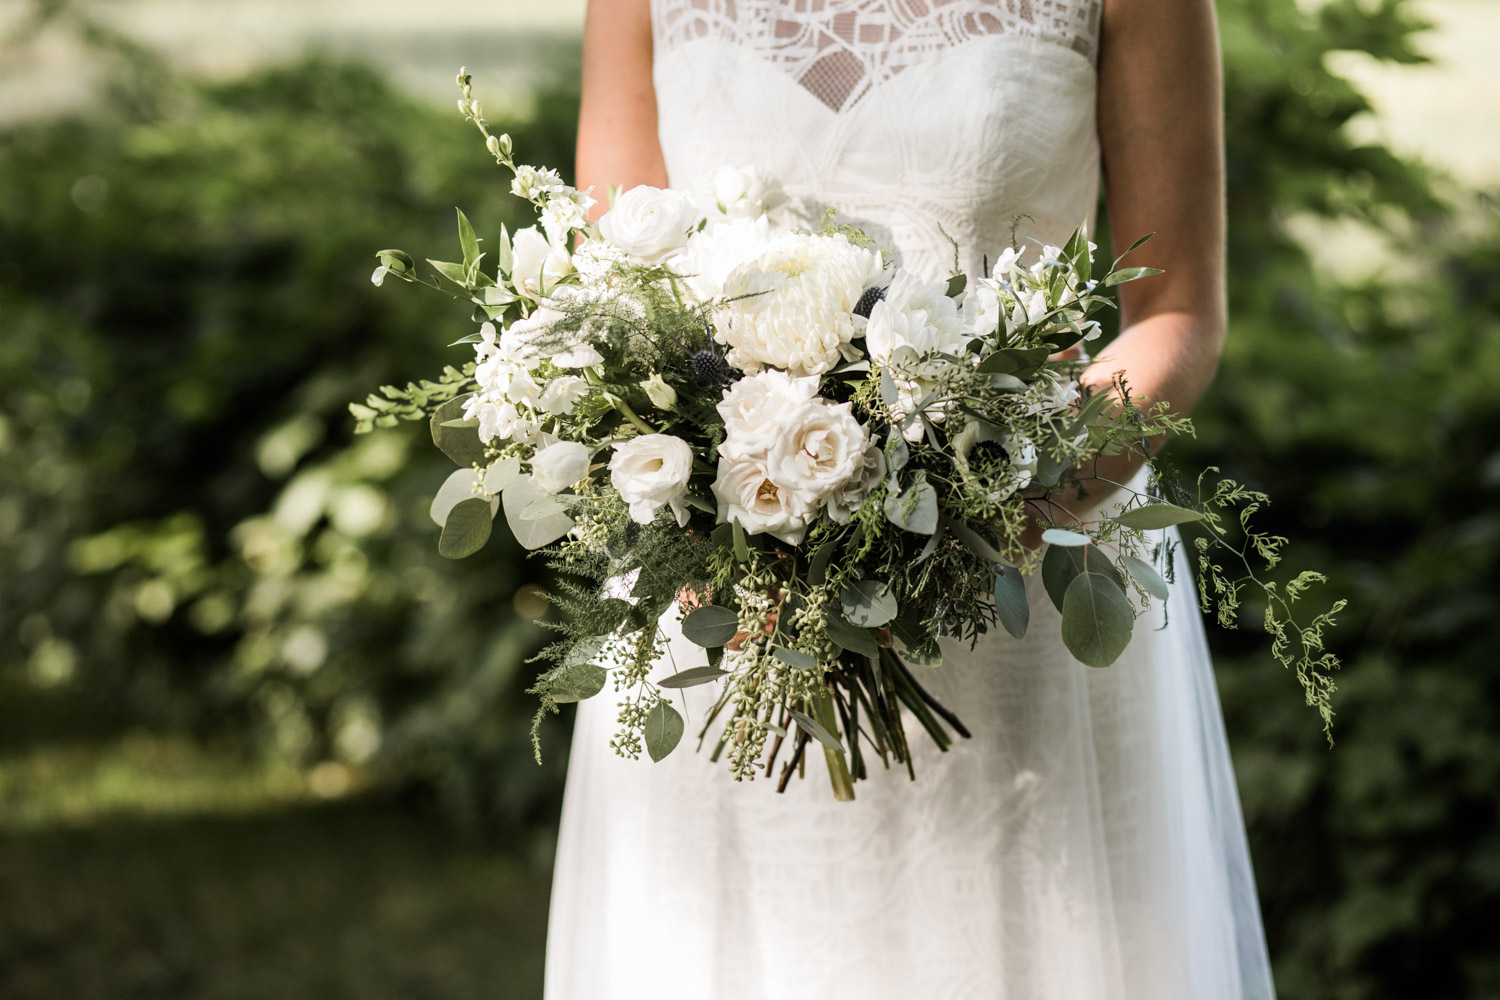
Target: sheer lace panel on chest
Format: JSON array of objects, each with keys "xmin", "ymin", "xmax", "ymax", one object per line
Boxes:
[{"xmin": 653, "ymin": 0, "xmax": 1102, "ymax": 113}]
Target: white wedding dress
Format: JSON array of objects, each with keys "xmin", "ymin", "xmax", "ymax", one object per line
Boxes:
[{"xmin": 544, "ymin": 2, "xmax": 1276, "ymax": 998}]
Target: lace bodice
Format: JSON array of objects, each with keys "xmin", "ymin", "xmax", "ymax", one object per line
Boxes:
[{"xmin": 652, "ymin": 0, "xmax": 1104, "ymax": 277}]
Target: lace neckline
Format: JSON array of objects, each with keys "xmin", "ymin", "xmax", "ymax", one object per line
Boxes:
[{"xmin": 653, "ymin": 0, "xmax": 1102, "ymax": 114}]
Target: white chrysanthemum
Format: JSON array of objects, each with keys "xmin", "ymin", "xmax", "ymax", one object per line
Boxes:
[
  {"xmin": 715, "ymin": 369, "xmax": 820, "ymax": 461},
  {"xmin": 714, "ymin": 232, "xmax": 883, "ymax": 377},
  {"xmin": 669, "ymin": 215, "xmax": 775, "ymax": 303},
  {"xmin": 712, "ymin": 453, "xmax": 813, "ymax": 545},
  {"xmin": 865, "ymin": 269, "xmax": 968, "ymax": 366}
]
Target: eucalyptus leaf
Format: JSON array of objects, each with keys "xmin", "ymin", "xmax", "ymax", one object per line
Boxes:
[
  {"xmin": 437, "ymin": 497, "xmax": 493, "ymax": 558},
  {"xmin": 945, "ymin": 517, "xmax": 1012, "ymax": 565},
  {"xmin": 429, "ymin": 395, "xmax": 486, "ymax": 468},
  {"xmin": 501, "ymin": 474, "xmax": 575, "ymax": 550},
  {"xmin": 772, "ymin": 648, "xmax": 820, "ymax": 671},
  {"xmin": 945, "ymin": 273, "xmax": 967, "ymax": 298},
  {"xmin": 825, "ymin": 614, "xmax": 879, "ymax": 657},
  {"xmin": 644, "ymin": 701, "xmax": 685, "ymax": 762},
  {"xmin": 883, "ymin": 479, "xmax": 939, "ymax": 535},
  {"xmin": 788, "ymin": 708, "xmax": 844, "ymax": 753},
  {"xmin": 1041, "ymin": 527, "xmax": 1091, "ymax": 547},
  {"xmin": 483, "ymin": 456, "xmax": 520, "ymax": 494},
  {"xmin": 890, "ymin": 620, "xmax": 943, "ymax": 667},
  {"xmin": 680, "ymin": 605, "xmax": 740, "ymax": 648},
  {"xmin": 429, "ymin": 468, "xmax": 497, "ymax": 528},
  {"xmin": 809, "ymin": 534, "xmax": 839, "ymax": 585},
  {"xmin": 1041, "ymin": 541, "xmax": 1123, "ymax": 613},
  {"xmin": 1112, "ymin": 503, "xmax": 1206, "ymax": 530},
  {"xmin": 548, "ymin": 662, "xmax": 608, "ymax": 704},
  {"xmin": 988, "ymin": 372, "xmax": 1027, "ymax": 392},
  {"xmin": 519, "ymin": 494, "xmax": 569, "ymax": 522},
  {"xmin": 884, "ymin": 429, "xmax": 909, "ymax": 472},
  {"xmin": 658, "ymin": 666, "xmax": 728, "ymax": 689},
  {"xmin": 994, "ymin": 567, "xmax": 1030, "ymax": 639},
  {"xmin": 1061, "ymin": 571, "xmax": 1136, "ymax": 667},
  {"xmin": 731, "ymin": 518, "xmax": 751, "ymax": 563},
  {"xmin": 840, "ymin": 579, "xmax": 898, "ymax": 628},
  {"xmin": 1123, "ymin": 554, "xmax": 1171, "ymax": 601},
  {"xmin": 879, "ymin": 368, "xmax": 899, "ymax": 407}
]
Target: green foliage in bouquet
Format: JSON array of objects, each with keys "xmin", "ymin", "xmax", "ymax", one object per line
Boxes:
[{"xmin": 356, "ymin": 71, "xmax": 1345, "ymax": 801}]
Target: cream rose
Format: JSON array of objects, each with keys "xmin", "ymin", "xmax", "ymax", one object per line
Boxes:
[
  {"xmin": 609, "ymin": 434, "xmax": 694, "ymax": 526},
  {"xmin": 711, "ymin": 454, "xmax": 812, "ymax": 545},
  {"xmin": 597, "ymin": 185, "xmax": 699, "ymax": 263},
  {"xmin": 530, "ymin": 441, "xmax": 591, "ymax": 495},
  {"xmin": 765, "ymin": 400, "xmax": 870, "ymax": 501},
  {"xmin": 715, "ymin": 369, "xmax": 821, "ymax": 461}
]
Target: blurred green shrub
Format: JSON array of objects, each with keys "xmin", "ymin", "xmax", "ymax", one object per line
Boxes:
[{"xmin": 0, "ymin": 54, "xmax": 580, "ymax": 833}]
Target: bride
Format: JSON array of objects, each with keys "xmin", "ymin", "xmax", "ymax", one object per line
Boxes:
[{"xmin": 545, "ymin": 1, "xmax": 1275, "ymax": 998}]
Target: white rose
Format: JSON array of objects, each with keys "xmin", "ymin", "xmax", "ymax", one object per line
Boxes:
[
  {"xmin": 865, "ymin": 269, "xmax": 968, "ymax": 367},
  {"xmin": 510, "ymin": 226, "xmax": 573, "ymax": 300},
  {"xmin": 609, "ymin": 434, "xmax": 694, "ymax": 526},
  {"xmin": 715, "ymin": 232, "xmax": 884, "ymax": 377},
  {"xmin": 826, "ymin": 440, "xmax": 886, "ymax": 524},
  {"xmin": 716, "ymin": 369, "xmax": 820, "ymax": 461},
  {"xmin": 765, "ymin": 400, "xmax": 869, "ymax": 502},
  {"xmin": 669, "ymin": 215, "xmax": 775, "ymax": 302},
  {"xmin": 538, "ymin": 375, "xmax": 587, "ymax": 415},
  {"xmin": 597, "ymin": 185, "xmax": 699, "ymax": 262},
  {"xmin": 713, "ymin": 165, "xmax": 785, "ymax": 219},
  {"xmin": 951, "ymin": 421, "xmax": 1038, "ymax": 503},
  {"xmin": 530, "ymin": 441, "xmax": 591, "ymax": 494},
  {"xmin": 712, "ymin": 454, "xmax": 812, "ymax": 545}
]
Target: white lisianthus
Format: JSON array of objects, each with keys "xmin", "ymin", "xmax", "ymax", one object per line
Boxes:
[
  {"xmin": 952, "ymin": 421, "xmax": 1038, "ymax": 502},
  {"xmin": 538, "ymin": 375, "xmax": 587, "ymax": 415},
  {"xmin": 826, "ymin": 440, "xmax": 885, "ymax": 524},
  {"xmin": 669, "ymin": 215, "xmax": 775, "ymax": 302},
  {"xmin": 530, "ymin": 441, "xmax": 591, "ymax": 495},
  {"xmin": 865, "ymin": 269, "xmax": 968, "ymax": 366},
  {"xmin": 639, "ymin": 372, "xmax": 677, "ymax": 411},
  {"xmin": 715, "ymin": 232, "xmax": 884, "ymax": 377},
  {"xmin": 712, "ymin": 454, "xmax": 812, "ymax": 545},
  {"xmin": 713, "ymin": 165, "xmax": 785, "ymax": 219},
  {"xmin": 597, "ymin": 185, "xmax": 699, "ymax": 262},
  {"xmin": 609, "ymin": 434, "xmax": 694, "ymax": 526},
  {"xmin": 716, "ymin": 369, "xmax": 820, "ymax": 461},
  {"xmin": 766, "ymin": 400, "xmax": 869, "ymax": 501},
  {"xmin": 510, "ymin": 226, "xmax": 573, "ymax": 300}
]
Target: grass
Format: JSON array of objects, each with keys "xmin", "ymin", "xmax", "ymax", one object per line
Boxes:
[{"xmin": 0, "ymin": 692, "xmax": 555, "ymax": 1000}]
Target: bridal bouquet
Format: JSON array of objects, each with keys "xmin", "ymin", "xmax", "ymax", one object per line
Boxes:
[{"xmin": 354, "ymin": 72, "xmax": 1343, "ymax": 799}]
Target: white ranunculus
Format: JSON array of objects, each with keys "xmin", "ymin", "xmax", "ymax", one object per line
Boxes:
[
  {"xmin": 609, "ymin": 434, "xmax": 693, "ymax": 526},
  {"xmin": 597, "ymin": 185, "xmax": 699, "ymax": 263},
  {"xmin": 713, "ymin": 165, "xmax": 785, "ymax": 219},
  {"xmin": 826, "ymin": 439, "xmax": 886, "ymax": 524},
  {"xmin": 714, "ymin": 232, "xmax": 884, "ymax": 377},
  {"xmin": 865, "ymin": 268, "xmax": 968, "ymax": 367},
  {"xmin": 716, "ymin": 369, "xmax": 821, "ymax": 461},
  {"xmin": 765, "ymin": 400, "xmax": 869, "ymax": 502},
  {"xmin": 530, "ymin": 441, "xmax": 591, "ymax": 494},
  {"xmin": 712, "ymin": 454, "xmax": 812, "ymax": 545},
  {"xmin": 952, "ymin": 421, "xmax": 1038, "ymax": 502},
  {"xmin": 669, "ymin": 215, "xmax": 775, "ymax": 302},
  {"xmin": 509, "ymin": 226, "xmax": 573, "ymax": 300},
  {"xmin": 538, "ymin": 375, "xmax": 587, "ymax": 415}
]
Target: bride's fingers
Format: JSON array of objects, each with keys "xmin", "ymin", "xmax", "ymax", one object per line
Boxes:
[{"xmin": 726, "ymin": 611, "xmax": 778, "ymax": 652}]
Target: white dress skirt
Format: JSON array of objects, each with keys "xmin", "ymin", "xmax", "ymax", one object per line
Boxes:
[{"xmin": 544, "ymin": 2, "xmax": 1276, "ymax": 998}]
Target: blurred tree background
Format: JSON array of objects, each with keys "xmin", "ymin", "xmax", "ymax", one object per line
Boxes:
[{"xmin": 0, "ymin": 0, "xmax": 1495, "ymax": 998}]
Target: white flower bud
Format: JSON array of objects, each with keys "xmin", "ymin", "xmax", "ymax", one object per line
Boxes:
[
  {"xmin": 499, "ymin": 133, "xmax": 512, "ymax": 156},
  {"xmin": 486, "ymin": 135, "xmax": 501, "ymax": 157},
  {"xmin": 370, "ymin": 265, "xmax": 388, "ymax": 286},
  {"xmin": 457, "ymin": 98, "xmax": 469, "ymax": 116},
  {"xmin": 470, "ymin": 100, "xmax": 483, "ymax": 120},
  {"xmin": 639, "ymin": 373, "xmax": 677, "ymax": 411}
]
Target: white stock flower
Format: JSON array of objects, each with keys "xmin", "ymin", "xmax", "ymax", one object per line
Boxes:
[
  {"xmin": 510, "ymin": 226, "xmax": 572, "ymax": 299},
  {"xmin": 715, "ymin": 369, "xmax": 820, "ymax": 461},
  {"xmin": 712, "ymin": 454, "xmax": 812, "ymax": 545},
  {"xmin": 713, "ymin": 165, "xmax": 785, "ymax": 219},
  {"xmin": 952, "ymin": 421, "xmax": 1038, "ymax": 502},
  {"xmin": 597, "ymin": 185, "xmax": 699, "ymax": 263},
  {"xmin": 511, "ymin": 165, "xmax": 567, "ymax": 202},
  {"xmin": 538, "ymin": 375, "xmax": 587, "ymax": 415},
  {"xmin": 765, "ymin": 400, "xmax": 869, "ymax": 501},
  {"xmin": 826, "ymin": 440, "xmax": 885, "ymax": 524},
  {"xmin": 669, "ymin": 215, "xmax": 775, "ymax": 302},
  {"xmin": 865, "ymin": 269, "xmax": 968, "ymax": 366},
  {"xmin": 715, "ymin": 232, "xmax": 884, "ymax": 376},
  {"xmin": 530, "ymin": 441, "xmax": 591, "ymax": 495},
  {"xmin": 609, "ymin": 434, "xmax": 693, "ymax": 526}
]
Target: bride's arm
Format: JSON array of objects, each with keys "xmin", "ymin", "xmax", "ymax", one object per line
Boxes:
[
  {"xmin": 576, "ymin": 0, "xmax": 668, "ymax": 219},
  {"xmin": 1076, "ymin": 0, "xmax": 1227, "ymax": 497}
]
